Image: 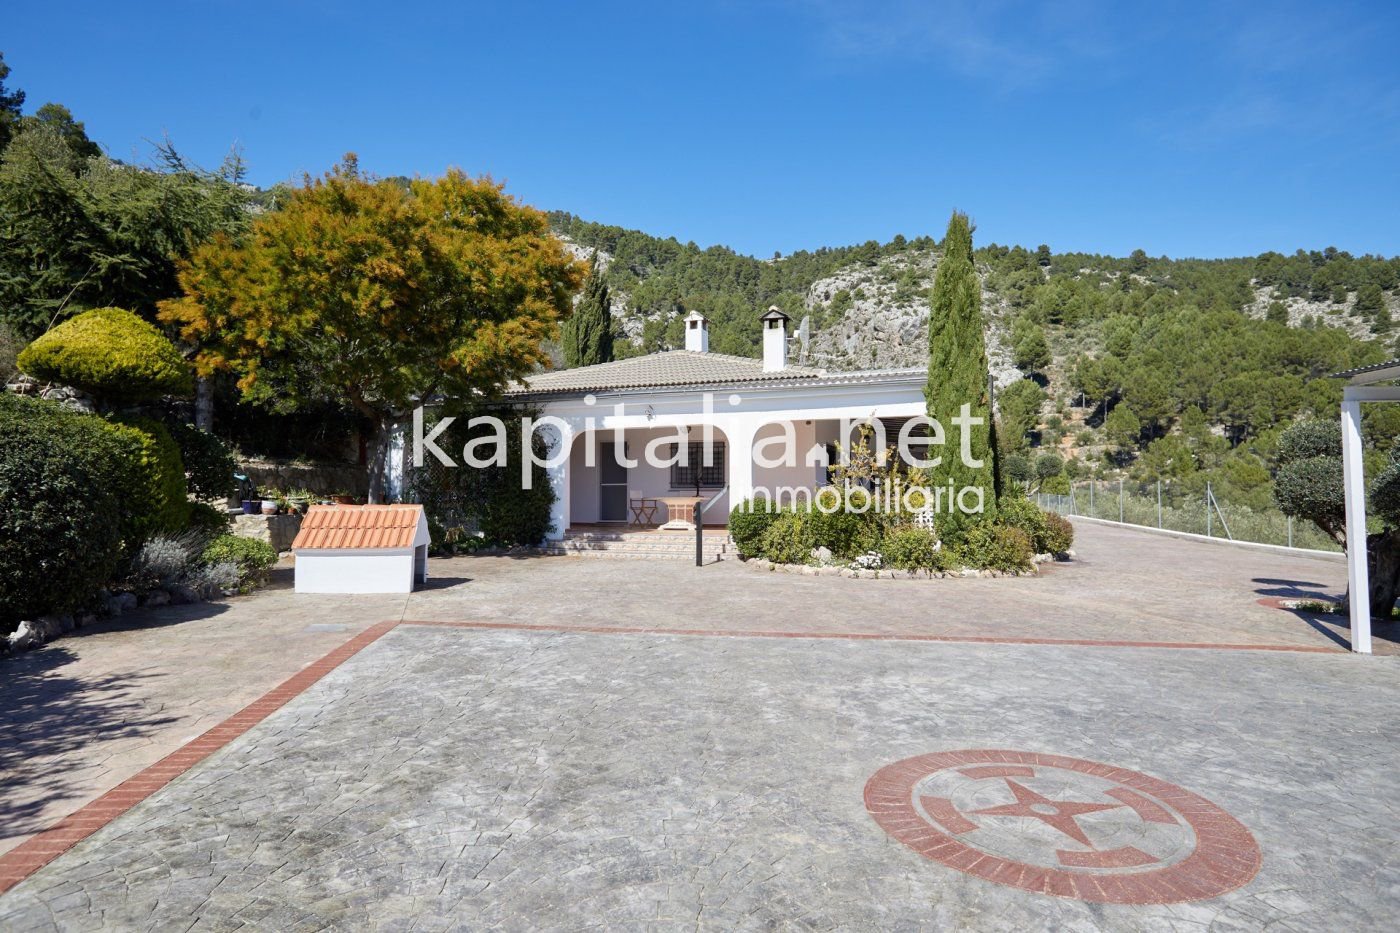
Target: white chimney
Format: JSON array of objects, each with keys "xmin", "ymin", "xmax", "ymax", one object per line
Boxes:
[
  {"xmin": 761, "ymin": 306, "xmax": 790, "ymax": 371},
  {"xmin": 684, "ymin": 310, "xmax": 709, "ymax": 352}
]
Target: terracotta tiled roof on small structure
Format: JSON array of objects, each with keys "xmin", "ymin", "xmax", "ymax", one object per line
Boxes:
[{"xmin": 291, "ymin": 504, "xmax": 427, "ymax": 550}]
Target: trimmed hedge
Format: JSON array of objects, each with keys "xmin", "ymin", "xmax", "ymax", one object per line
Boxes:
[
  {"xmin": 0, "ymin": 395, "xmax": 137, "ymax": 632},
  {"xmin": 728, "ymin": 498, "xmax": 779, "ymax": 558},
  {"xmin": 112, "ymin": 415, "xmax": 191, "ymax": 534},
  {"xmin": 17, "ymin": 307, "xmax": 193, "ymax": 404}
]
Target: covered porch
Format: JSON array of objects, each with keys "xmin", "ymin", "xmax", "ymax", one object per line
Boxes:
[{"xmin": 539, "ymin": 378, "xmax": 928, "ymax": 540}]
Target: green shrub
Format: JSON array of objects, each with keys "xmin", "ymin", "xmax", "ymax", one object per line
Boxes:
[
  {"xmin": 956, "ymin": 523, "xmax": 1034, "ymax": 572},
  {"xmin": 406, "ymin": 408, "xmax": 555, "ymax": 547},
  {"xmin": 17, "ymin": 307, "xmax": 193, "ymax": 405},
  {"xmin": 1277, "ymin": 419, "xmax": 1339, "ymax": 463},
  {"xmin": 759, "ymin": 510, "xmax": 815, "ymax": 564},
  {"xmin": 187, "ymin": 500, "xmax": 232, "ymax": 536},
  {"xmin": 202, "ymin": 534, "xmax": 277, "ymax": 587},
  {"xmin": 0, "ymin": 395, "xmax": 131, "ymax": 632},
  {"xmin": 168, "ymin": 422, "xmax": 236, "ymax": 500},
  {"xmin": 997, "ymin": 494, "xmax": 1049, "ymax": 549},
  {"xmin": 881, "ymin": 526, "xmax": 947, "ymax": 571},
  {"xmin": 112, "ymin": 415, "xmax": 190, "ymax": 534},
  {"xmin": 808, "ymin": 491, "xmax": 879, "ymax": 559},
  {"xmin": 1042, "ymin": 512, "xmax": 1074, "ymax": 554},
  {"xmin": 729, "ymin": 498, "xmax": 779, "ymax": 558}
]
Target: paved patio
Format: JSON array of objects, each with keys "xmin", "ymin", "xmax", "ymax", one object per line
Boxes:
[{"xmin": 1, "ymin": 522, "xmax": 1397, "ymax": 929}]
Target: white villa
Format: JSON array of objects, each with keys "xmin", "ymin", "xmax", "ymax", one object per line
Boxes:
[{"xmin": 504, "ymin": 308, "xmax": 929, "ymax": 540}]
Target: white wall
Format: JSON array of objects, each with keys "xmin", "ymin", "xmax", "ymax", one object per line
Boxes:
[
  {"xmin": 751, "ymin": 419, "xmax": 824, "ymax": 504},
  {"xmin": 295, "ymin": 551, "xmax": 416, "ymax": 594}
]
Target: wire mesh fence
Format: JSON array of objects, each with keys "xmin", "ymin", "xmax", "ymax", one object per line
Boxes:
[{"xmin": 1034, "ymin": 479, "xmax": 1341, "ymax": 553}]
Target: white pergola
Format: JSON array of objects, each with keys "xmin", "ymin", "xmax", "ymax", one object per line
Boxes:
[{"xmin": 1337, "ymin": 357, "xmax": 1400, "ymax": 654}]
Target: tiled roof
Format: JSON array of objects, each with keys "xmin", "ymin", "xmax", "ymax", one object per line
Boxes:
[
  {"xmin": 506, "ymin": 350, "xmax": 923, "ymax": 398},
  {"xmin": 292, "ymin": 504, "xmax": 425, "ymax": 551}
]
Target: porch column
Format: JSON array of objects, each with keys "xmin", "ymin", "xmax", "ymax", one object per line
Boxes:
[
  {"xmin": 544, "ymin": 424, "xmax": 574, "ymax": 542},
  {"xmin": 1340, "ymin": 393, "xmax": 1371, "ymax": 654},
  {"xmin": 725, "ymin": 419, "xmax": 758, "ymax": 507}
]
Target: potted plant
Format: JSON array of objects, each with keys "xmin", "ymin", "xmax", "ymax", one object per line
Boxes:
[
  {"xmin": 330, "ymin": 491, "xmax": 356, "ymax": 505},
  {"xmin": 287, "ymin": 488, "xmax": 313, "ymax": 514},
  {"xmin": 260, "ymin": 498, "xmax": 279, "ymax": 515}
]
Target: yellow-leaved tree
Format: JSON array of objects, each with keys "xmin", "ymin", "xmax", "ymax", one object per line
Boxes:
[{"xmin": 160, "ymin": 156, "xmax": 584, "ymax": 502}]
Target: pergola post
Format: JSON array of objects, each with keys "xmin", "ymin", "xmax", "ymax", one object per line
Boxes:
[{"xmin": 1340, "ymin": 395, "xmax": 1371, "ymax": 654}]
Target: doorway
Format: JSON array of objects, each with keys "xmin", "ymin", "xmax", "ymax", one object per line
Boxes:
[{"xmin": 599, "ymin": 441, "xmax": 628, "ymax": 522}]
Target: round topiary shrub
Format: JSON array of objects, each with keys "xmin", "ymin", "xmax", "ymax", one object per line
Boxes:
[
  {"xmin": 0, "ymin": 395, "xmax": 130, "ymax": 633},
  {"xmin": 111, "ymin": 415, "xmax": 191, "ymax": 535},
  {"xmin": 17, "ymin": 307, "xmax": 193, "ymax": 406},
  {"xmin": 1277, "ymin": 419, "xmax": 1340, "ymax": 464},
  {"xmin": 758, "ymin": 510, "xmax": 816, "ymax": 565},
  {"xmin": 729, "ymin": 498, "xmax": 779, "ymax": 558},
  {"xmin": 881, "ymin": 525, "xmax": 947, "ymax": 571}
]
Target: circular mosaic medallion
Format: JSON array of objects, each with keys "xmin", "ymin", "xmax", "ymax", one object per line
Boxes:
[{"xmin": 864, "ymin": 750, "xmax": 1260, "ymax": 904}]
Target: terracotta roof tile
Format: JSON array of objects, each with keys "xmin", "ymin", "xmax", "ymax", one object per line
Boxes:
[{"xmin": 291, "ymin": 504, "xmax": 425, "ymax": 551}]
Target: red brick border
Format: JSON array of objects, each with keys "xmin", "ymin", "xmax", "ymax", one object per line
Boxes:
[
  {"xmin": 864, "ymin": 749, "xmax": 1262, "ymax": 904},
  {"xmin": 0, "ymin": 616, "xmax": 1314, "ymax": 897},
  {"xmin": 0, "ymin": 620, "xmax": 398, "ymax": 896}
]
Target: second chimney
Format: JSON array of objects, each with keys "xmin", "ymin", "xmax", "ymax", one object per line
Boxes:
[
  {"xmin": 684, "ymin": 310, "xmax": 709, "ymax": 352},
  {"xmin": 761, "ymin": 306, "xmax": 790, "ymax": 371}
]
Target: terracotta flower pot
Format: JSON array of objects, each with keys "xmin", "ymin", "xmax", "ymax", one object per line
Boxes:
[{"xmin": 261, "ymin": 500, "xmax": 278, "ymax": 515}]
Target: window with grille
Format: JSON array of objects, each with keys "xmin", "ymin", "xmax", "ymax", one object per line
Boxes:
[{"xmin": 670, "ymin": 442, "xmax": 726, "ymax": 489}]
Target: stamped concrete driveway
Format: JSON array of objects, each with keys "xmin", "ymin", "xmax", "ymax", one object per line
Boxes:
[{"xmin": 1, "ymin": 522, "xmax": 1397, "ymax": 930}]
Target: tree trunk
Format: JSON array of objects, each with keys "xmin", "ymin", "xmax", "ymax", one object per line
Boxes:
[
  {"xmin": 1369, "ymin": 529, "xmax": 1400, "ymax": 620},
  {"xmin": 366, "ymin": 420, "xmax": 391, "ymax": 504},
  {"xmin": 194, "ymin": 376, "xmax": 214, "ymax": 431}
]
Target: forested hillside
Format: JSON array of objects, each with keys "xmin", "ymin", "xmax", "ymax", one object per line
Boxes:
[{"xmin": 549, "ymin": 212, "xmax": 1400, "ymax": 508}]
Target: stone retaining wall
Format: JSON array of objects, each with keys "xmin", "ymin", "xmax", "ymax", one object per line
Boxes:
[
  {"xmin": 231, "ymin": 513, "xmax": 303, "ymax": 552},
  {"xmin": 240, "ymin": 459, "xmax": 367, "ymax": 499}
]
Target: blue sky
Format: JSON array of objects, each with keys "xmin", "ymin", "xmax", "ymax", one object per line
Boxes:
[{"xmin": 6, "ymin": 1, "xmax": 1400, "ymax": 258}]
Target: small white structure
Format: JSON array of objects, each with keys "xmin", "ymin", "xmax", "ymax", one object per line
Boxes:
[
  {"xmin": 1336, "ymin": 357, "xmax": 1400, "ymax": 654},
  {"xmin": 292, "ymin": 504, "xmax": 430, "ymax": 594}
]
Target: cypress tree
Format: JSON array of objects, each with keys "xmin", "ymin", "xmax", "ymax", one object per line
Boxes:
[
  {"xmin": 563, "ymin": 256, "xmax": 614, "ymax": 368},
  {"xmin": 925, "ymin": 211, "xmax": 998, "ymax": 513}
]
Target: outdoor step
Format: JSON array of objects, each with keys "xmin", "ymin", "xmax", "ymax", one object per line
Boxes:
[
  {"xmin": 538, "ymin": 547, "xmax": 730, "ymax": 561},
  {"xmin": 543, "ymin": 532, "xmax": 733, "ymax": 560},
  {"xmin": 543, "ymin": 541, "xmax": 730, "ymax": 552}
]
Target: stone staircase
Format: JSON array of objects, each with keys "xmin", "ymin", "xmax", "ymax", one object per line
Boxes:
[{"xmin": 540, "ymin": 528, "xmax": 733, "ymax": 562}]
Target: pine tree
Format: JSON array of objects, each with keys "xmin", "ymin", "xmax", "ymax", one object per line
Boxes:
[
  {"xmin": 925, "ymin": 212, "xmax": 997, "ymax": 512},
  {"xmin": 0, "ymin": 53, "xmax": 25, "ymax": 153},
  {"xmin": 563, "ymin": 257, "xmax": 614, "ymax": 368}
]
